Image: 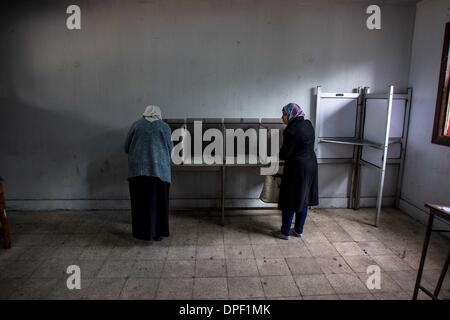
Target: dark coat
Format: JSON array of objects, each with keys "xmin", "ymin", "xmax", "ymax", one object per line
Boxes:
[{"xmin": 278, "ymin": 117, "xmax": 319, "ymax": 213}]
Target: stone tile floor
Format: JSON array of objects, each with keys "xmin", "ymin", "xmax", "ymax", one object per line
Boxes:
[{"xmin": 0, "ymin": 207, "xmax": 449, "ymax": 300}]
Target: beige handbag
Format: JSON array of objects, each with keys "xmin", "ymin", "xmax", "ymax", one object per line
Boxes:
[{"xmin": 259, "ymin": 173, "xmax": 283, "ymax": 203}]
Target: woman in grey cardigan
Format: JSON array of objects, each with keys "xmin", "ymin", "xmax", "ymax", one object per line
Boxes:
[{"xmin": 124, "ymin": 106, "xmax": 174, "ymax": 241}]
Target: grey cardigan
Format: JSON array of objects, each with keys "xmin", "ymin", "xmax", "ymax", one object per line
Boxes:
[{"xmin": 124, "ymin": 118, "xmax": 174, "ymax": 183}]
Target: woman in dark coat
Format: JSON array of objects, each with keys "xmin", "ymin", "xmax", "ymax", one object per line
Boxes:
[
  {"xmin": 124, "ymin": 105, "xmax": 174, "ymax": 241},
  {"xmin": 272, "ymin": 103, "xmax": 319, "ymax": 240}
]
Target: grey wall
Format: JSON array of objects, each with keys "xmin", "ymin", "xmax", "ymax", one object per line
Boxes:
[
  {"xmin": 400, "ymin": 0, "xmax": 450, "ymax": 225},
  {"xmin": 0, "ymin": 0, "xmax": 416, "ymax": 210}
]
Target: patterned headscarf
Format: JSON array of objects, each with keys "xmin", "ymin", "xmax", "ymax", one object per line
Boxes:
[{"xmin": 282, "ymin": 103, "xmax": 305, "ymax": 122}]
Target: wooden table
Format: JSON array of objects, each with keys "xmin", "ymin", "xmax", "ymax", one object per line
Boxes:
[{"xmin": 412, "ymin": 203, "xmax": 450, "ymax": 300}]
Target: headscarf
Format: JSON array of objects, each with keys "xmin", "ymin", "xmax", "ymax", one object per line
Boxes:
[
  {"xmin": 282, "ymin": 103, "xmax": 305, "ymax": 122},
  {"xmin": 143, "ymin": 105, "xmax": 162, "ymax": 122}
]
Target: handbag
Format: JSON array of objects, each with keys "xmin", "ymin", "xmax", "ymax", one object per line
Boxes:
[{"xmin": 259, "ymin": 173, "xmax": 283, "ymax": 203}]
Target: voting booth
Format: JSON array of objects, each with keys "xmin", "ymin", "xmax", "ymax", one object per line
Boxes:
[
  {"xmin": 315, "ymin": 85, "xmax": 412, "ymax": 226},
  {"xmin": 166, "ymin": 117, "xmax": 286, "ymax": 224}
]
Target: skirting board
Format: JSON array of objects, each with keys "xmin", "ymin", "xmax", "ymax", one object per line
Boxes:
[
  {"xmin": 399, "ymin": 198, "xmax": 450, "ymax": 235},
  {"xmin": 6, "ymin": 196, "xmax": 395, "ymax": 211}
]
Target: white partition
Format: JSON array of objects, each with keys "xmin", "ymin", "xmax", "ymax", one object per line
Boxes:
[
  {"xmin": 361, "ymin": 98, "xmax": 389, "ymax": 168},
  {"xmin": 317, "ymin": 143, "xmax": 355, "ymax": 159},
  {"xmin": 361, "ymin": 98, "xmax": 406, "ymax": 143},
  {"xmin": 363, "ymin": 98, "xmax": 390, "ymax": 145},
  {"xmin": 358, "ymin": 164, "xmax": 398, "ymax": 207},
  {"xmin": 315, "ymin": 89, "xmax": 360, "ymax": 160},
  {"xmin": 315, "ymin": 85, "xmax": 412, "ymax": 227},
  {"xmin": 386, "ymin": 99, "xmax": 406, "ymax": 160},
  {"xmin": 318, "ymin": 98, "xmax": 358, "ymax": 138},
  {"xmin": 362, "ymin": 146, "xmax": 383, "ymax": 168},
  {"xmin": 361, "ymin": 96, "xmax": 407, "ymax": 166},
  {"xmin": 387, "ymin": 143, "xmax": 402, "ymax": 159},
  {"xmin": 361, "ymin": 145, "xmax": 402, "ymax": 167},
  {"xmin": 360, "ymin": 165, "xmax": 398, "ymax": 198},
  {"xmin": 314, "ymin": 88, "xmax": 362, "ymax": 210},
  {"xmin": 318, "ymin": 164, "xmax": 353, "ymax": 197},
  {"xmin": 390, "ymin": 99, "xmax": 406, "ymax": 138}
]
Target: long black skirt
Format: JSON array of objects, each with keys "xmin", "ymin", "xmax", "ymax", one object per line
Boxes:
[
  {"xmin": 128, "ymin": 176, "xmax": 170, "ymax": 241},
  {"xmin": 278, "ymin": 156, "xmax": 319, "ymax": 213}
]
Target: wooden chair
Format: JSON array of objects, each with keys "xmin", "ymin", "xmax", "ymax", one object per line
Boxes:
[{"xmin": 0, "ymin": 178, "xmax": 11, "ymax": 249}]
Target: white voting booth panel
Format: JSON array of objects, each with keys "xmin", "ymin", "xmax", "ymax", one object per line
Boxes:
[
  {"xmin": 318, "ymin": 98, "xmax": 358, "ymax": 138},
  {"xmin": 360, "ymin": 165, "xmax": 398, "ymax": 197},
  {"xmin": 319, "ymin": 164, "xmax": 353, "ymax": 198},
  {"xmin": 315, "ymin": 85, "xmax": 412, "ymax": 226},
  {"xmin": 388, "ymin": 143, "xmax": 402, "ymax": 159},
  {"xmin": 359, "ymin": 165, "xmax": 399, "ymax": 204},
  {"xmin": 362, "ymin": 143, "xmax": 402, "ymax": 168},
  {"xmin": 318, "ymin": 142, "xmax": 355, "ymax": 159},
  {"xmin": 317, "ymin": 97, "xmax": 358, "ymax": 159},
  {"xmin": 314, "ymin": 88, "xmax": 361, "ymax": 211},
  {"xmin": 363, "ymin": 98, "xmax": 390, "ymax": 145},
  {"xmin": 390, "ymin": 99, "xmax": 407, "ymax": 138},
  {"xmin": 362, "ymin": 98, "xmax": 406, "ymax": 143},
  {"xmin": 361, "ymin": 98, "xmax": 406, "ymax": 167}
]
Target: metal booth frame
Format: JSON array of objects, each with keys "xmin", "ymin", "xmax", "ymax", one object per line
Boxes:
[
  {"xmin": 166, "ymin": 117, "xmax": 281, "ymax": 225},
  {"xmin": 315, "ymin": 85, "xmax": 412, "ymax": 227}
]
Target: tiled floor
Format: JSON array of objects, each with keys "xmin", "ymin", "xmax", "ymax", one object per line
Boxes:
[{"xmin": 0, "ymin": 208, "xmax": 449, "ymax": 300}]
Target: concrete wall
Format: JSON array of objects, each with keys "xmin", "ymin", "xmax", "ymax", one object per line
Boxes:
[
  {"xmin": 399, "ymin": 0, "xmax": 450, "ymax": 225},
  {"xmin": 0, "ymin": 0, "xmax": 416, "ymax": 210}
]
